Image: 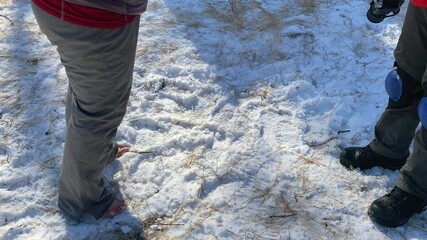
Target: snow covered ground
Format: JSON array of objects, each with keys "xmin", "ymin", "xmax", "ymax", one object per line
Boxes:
[{"xmin": 1, "ymin": 0, "xmax": 426, "ymax": 239}]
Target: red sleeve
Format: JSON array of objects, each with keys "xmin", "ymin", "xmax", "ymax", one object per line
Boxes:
[
  {"xmin": 412, "ymin": 0, "xmax": 427, "ymax": 8},
  {"xmin": 32, "ymin": 0, "xmax": 137, "ymax": 29}
]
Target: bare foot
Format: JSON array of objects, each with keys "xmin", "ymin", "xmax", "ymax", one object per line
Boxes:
[
  {"xmin": 103, "ymin": 200, "xmax": 126, "ymax": 219},
  {"xmin": 117, "ymin": 144, "xmax": 130, "ymax": 158}
]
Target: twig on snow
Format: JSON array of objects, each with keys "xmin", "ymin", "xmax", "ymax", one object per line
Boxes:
[
  {"xmin": 0, "ymin": 14, "xmax": 13, "ymax": 25},
  {"xmin": 307, "ymin": 129, "xmax": 351, "ymax": 147},
  {"xmin": 147, "ymin": 223, "xmax": 184, "ymax": 226},
  {"xmin": 408, "ymin": 223, "xmax": 427, "ymax": 233},
  {"xmin": 129, "ymin": 149, "xmax": 155, "ymax": 154},
  {"xmin": 154, "ymin": 79, "xmax": 166, "ymax": 93},
  {"xmin": 269, "ymin": 213, "xmax": 297, "ymax": 218}
]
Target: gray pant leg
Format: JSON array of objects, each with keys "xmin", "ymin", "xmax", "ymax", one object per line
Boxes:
[
  {"xmin": 389, "ymin": 3, "xmax": 427, "ymax": 199},
  {"xmin": 369, "ymin": 2, "xmax": 427, "ymax": 160},
  {"xmin": 32, "ymin": 3, "xmax": 140, "ymax": 220},
  {"xmin": 395, "ymin": 3, "xmax": 427, "ymax": 82},
  {"xmin": 369, "ymin": 106, "xmax": 418, "ymax": 159},
  {"xmin": 67, "ymin": 86, "xmax": 118, "ymax": 167},
  {"xmin": 397, "ymin": 128, "xmax": 427, "ymax": 199}
]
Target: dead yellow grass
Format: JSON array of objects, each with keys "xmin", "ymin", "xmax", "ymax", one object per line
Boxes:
[{"xmin": 0, "ymin": 0, "xmax": 10, "ymax": 5}]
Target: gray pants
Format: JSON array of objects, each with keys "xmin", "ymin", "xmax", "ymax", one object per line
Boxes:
[
  {"xmin": 370, "ymin": 2, "xmax": 427, "ymax": 199},
  {"xmin": 32, "ymin": 3, "xmax": 140, "ymax": 220}
]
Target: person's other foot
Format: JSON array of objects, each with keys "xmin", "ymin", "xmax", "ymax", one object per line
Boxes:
[
  {"xmin": 103, "ymin": 200, "xmax": 126, "ymax": 219},
  {"xmin": 368, "ymin": 187, "xmax": 427, "ymax": 227},
  {"xmin": 339, "ymin": 145, "xmax": 406, "ymax": 170}
]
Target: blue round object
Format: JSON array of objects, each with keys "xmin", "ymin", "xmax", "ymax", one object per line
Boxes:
[
  {"xmin": 385, "ymin": 69, "xmax": 403, "ymax": 102},
  {"xmin": 418, "ymin": 98, "xmax": 427, "ymax": 128}
]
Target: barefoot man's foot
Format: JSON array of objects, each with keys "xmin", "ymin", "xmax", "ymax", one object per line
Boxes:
[
  {"xmin": 103, "ymin": 200, "xmax": 126, "ymax": 219},
  {"xmin": 117, "ymin": 144, "xmax": 130, "ymax": 158}
]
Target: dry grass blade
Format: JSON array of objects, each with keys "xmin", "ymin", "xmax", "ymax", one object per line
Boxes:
[
  {"xmin": 205, "ymin": 0, "xmax": 246, "ymax": 30},
  {"xmin": 299, "ymin": 0, "xmax": 318, "ymax": 13},
  {"xmin": 407, "ymin": 223, "xmax": 427, "ymax": 233},
  {"xmin": 297, "ymin": 153, "xmax": 325, "ymax": 167}
]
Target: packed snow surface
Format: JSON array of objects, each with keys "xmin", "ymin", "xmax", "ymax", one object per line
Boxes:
[{"xmin": 1, "ymin": 0, "xmax": 426, "ymax": 239}]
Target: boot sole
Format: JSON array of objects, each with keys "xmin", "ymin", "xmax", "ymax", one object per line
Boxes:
[
  {"xmin": 339, "ymin": 157, "xmax": 357, "ymax": 169},
  {"xmin": 339, "ymin": 156, "xmax": 402, "ymax": 171},
  {"xmin": 368, "ymin": 209, "xmax": 409, "ymax": 228}
]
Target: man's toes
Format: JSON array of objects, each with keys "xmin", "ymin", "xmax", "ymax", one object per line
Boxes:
[
  {"xmin": 117, "ymin": 145, "xmax": 130, "ymax": 158},
  {"xmin": 103, "ymin": 200, "xmax": 126, "ymax": 219}
]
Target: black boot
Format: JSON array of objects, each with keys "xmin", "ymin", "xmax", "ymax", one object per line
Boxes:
[
  {"xmin": 368, "ymin": 187, "xmax": 427, "ymax": 227},
  {"xmin": 339, "ymin": 145, "xmax": 406, "ymax": 170}
]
